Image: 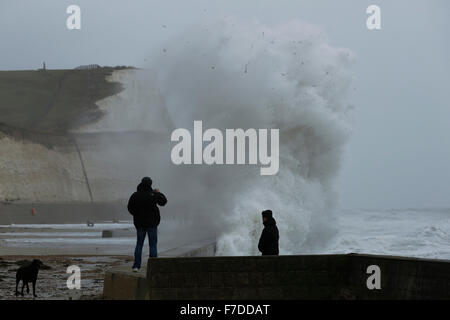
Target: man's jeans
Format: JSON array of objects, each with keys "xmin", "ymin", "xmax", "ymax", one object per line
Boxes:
[{"xmin": 132, "ymin": 227, "xmax": 158, "ymax": 269}]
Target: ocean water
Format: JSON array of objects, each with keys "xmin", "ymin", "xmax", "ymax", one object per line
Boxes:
[
  {"xmin": 1, "ymin": 210, "xmax": 449, "ymax": 260},
  {"xmin": 0, "ymin": 222, "xmax": 133, "ymax": 230},
  {"xmin": 323, "ymin": 208, "xmax": 450, "ymax": 260},
  {"xmin": 0, "ymin": 219, "xmax": 211, "ymax": 256}
]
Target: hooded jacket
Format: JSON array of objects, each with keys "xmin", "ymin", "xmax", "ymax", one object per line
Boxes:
[
  {"xmin": 127, "ymin": 182, "xmax": 167, "ymax": 228},
  {"xmin": 258, "ymin": 217, "xmax": 279, "ymax": 255}
]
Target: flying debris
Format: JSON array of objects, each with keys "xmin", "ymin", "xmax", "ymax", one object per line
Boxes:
[{"xmin": 244, "ymin": 62, "xmax": 250, "ymax": 74}]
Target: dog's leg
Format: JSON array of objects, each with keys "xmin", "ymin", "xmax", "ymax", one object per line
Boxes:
[
  {"xmin": 21, "ymin": 282, "xmax": 25, "ymax": 296},
  {"xmin": 15, "ymin": 279, "xmax": 19, "ymax": 296},
  {"xmin": 26, "ymin": 282, "xmax": 30, "ymax": 294},
  {"xmin": 32, "ymin": 281, "xmax": 37, "ymax": 298}
]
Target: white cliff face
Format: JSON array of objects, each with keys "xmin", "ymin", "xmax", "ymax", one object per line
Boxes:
[
  {"xmin": 0, "ymin": 130, "xmax": 168, "ymax": 203},
  {"xmin": 0, "ymin": 134, "xmax": 91, "ymax": 202},
  {"xmin": 73, "ymin": 69, "xmax": 172, "ymax": 134}
]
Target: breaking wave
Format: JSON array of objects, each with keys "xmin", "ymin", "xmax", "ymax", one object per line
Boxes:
[{"xmin": 148, "ymin": 18, "xmax": 354, "ymax": 255}]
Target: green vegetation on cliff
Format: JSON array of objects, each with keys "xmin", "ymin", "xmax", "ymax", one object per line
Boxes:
[{"xmin": 0, "ymin": 67, "xmax": 129, "ymax": 135}]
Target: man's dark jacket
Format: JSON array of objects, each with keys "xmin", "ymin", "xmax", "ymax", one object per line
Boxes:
[
  {"xmin": 127, "ymin": 183, "xmax": 167, "ymax": 228},
  {"xmin": 258, "ymin": 217, "xmax": 279, "ymax": 255}
]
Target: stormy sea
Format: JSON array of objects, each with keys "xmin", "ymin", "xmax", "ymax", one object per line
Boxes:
[{"xmin": 323, "ymin": 208, "xmax": 450, "ymax": 260}]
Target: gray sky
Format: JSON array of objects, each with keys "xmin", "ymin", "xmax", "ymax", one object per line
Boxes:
[{"xmin": 1, "ymin": 0, "xmax": 449, "ymax": 210}]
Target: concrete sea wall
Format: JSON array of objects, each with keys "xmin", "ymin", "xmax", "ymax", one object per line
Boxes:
[
  {"xmin": 103, "ymin": 240, "xmax": 216, "ymax": 299},
  {"xmin": 103, "ymin": 253, "xmax": 450, "ymax": 300}
]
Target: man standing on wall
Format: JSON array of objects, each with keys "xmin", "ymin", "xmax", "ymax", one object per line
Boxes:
[
  {"xmin": 258, "ymin": 210, "xmax": 279, "ymax": 255},
  {"xmin": 127, "ymin": 177, "xmax": 167, "ymax": 271}
]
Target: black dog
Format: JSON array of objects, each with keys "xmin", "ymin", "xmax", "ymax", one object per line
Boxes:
[{"xmin": 15, "ymin": 259, "xmax": 43, "ymax": 297}]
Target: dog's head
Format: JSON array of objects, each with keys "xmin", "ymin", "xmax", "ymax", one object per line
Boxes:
[{"xmin": 31, "ymin": 259, "xmax": 44, "ymax": 268}]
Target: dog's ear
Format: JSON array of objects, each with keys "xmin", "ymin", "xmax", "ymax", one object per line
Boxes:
[{"xmin": 32, "ymin": 259, "xmax": 43, "ymax": 266}]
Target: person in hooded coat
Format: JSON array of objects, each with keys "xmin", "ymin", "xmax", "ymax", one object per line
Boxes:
[
  {"xmin": 127, "ymin": 177, "xmax": 167, "ymax": 271},
  {"xmin": 258, "ymin": 210, "xmax": 279, "ymax": 255}
]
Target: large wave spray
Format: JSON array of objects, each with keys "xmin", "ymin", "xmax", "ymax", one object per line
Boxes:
[{"xmin": 146, "ymin": 19, "xmax": 354, "ymax": 255}]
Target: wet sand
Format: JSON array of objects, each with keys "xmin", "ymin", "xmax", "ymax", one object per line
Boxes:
[{"xmin": 0, "ymin": 255, "xmax": 134, "ymax": 300}]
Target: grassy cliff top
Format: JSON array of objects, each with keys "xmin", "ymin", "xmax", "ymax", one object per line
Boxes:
[{"xmin": 0, "ymin": 66, "xmax": 131, "ymax": 137}]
